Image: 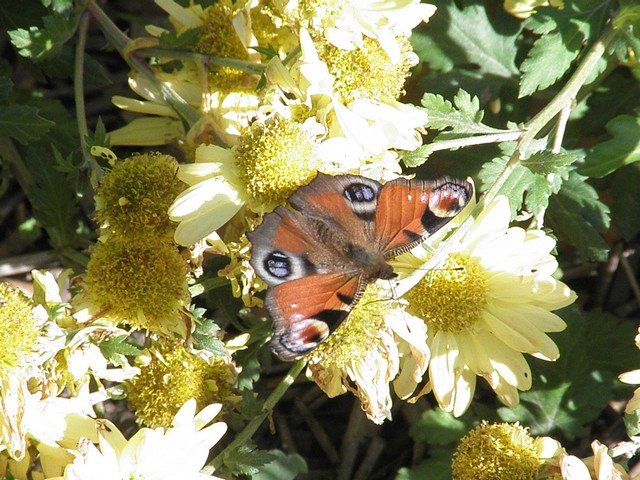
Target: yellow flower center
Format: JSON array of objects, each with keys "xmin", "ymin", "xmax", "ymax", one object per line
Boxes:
[
  {"xmin": 195, "ymin": 2, "xmax": 257, "ymax": 92},
  {"xmin": 84, "ymin": 240, "xmax": 188, "ymax": 334},
  {"xmin": 404, "ymin": 253, "xmax": 488, "ymax": 334},
  {"xmin": 235, "ymin": 117, "xmax": 320, "ymax": 210},
  {"xmin": 452, "ymin": 422, "xmax": 541, "ymax": 480},
  {"xmin": 309, "ymin": 286, "xmax": 390, "ymax": 368},
  {"xmin": 127, "ymin": 340, "xmax": 237, "ymax": 429},
  {"xmin": 0, "ymin": 283, "xmax": 39, "ymax": 373},
  {"xmin": 95, "ymin": 152, "xmax": 184, "ymax": 241},
  {"xmin": 317, "ymin": 36, "xmax": 415, "ymax": 104}
]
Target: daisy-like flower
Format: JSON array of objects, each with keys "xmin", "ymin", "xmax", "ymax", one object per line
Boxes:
[
  {"xmin": 53, "ymin": 399, "xmax": 227, "ymax": 480},
  {"xmin": 306, "ymin": 287, "xmax": 429, "ymax": 424},
  {"xmin": 267, "ymin": 29, "xmax": 427, "ymax": 176},
  {"xmin": 168, "ymin": 114, "xmax": 326, "ymax": 246},
  {"xmin": 110, "ymin": 0, "xmax": 271, "ymax": 149},
  {"xmin": 126, "ymin": 338, "xmax": 239, "ymax": 429},
  {"xmin": 278, "ymin": 0, "xmax": 437, "ymax": 62},
  {"xmin": 394, "ymin": 195, "xmax": 576, "ymax": 416},
  {"xmin": 558, "ymin": 440, "xmax": 630, "ymax": 480},
  {"xmin": 451, "ymin": 422, "xmax": 562, "ymax": 480}
]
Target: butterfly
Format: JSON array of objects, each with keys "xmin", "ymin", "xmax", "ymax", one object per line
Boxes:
[{"xmin": 247, "ymin": 173, "xmax": 473, "ymax": 360}]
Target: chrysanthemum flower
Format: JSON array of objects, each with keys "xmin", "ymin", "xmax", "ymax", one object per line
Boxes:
[
  {"xmin": 110, "ymin": 0, "xmax": 280, "ymax": 149},
  {"xmin": 168, "ymin": 114, "xmax": 326, "ymax": 245},
  {"xmin": 306, "ymin": 287, "xmax": 429, "ymax": 424},
  {"xmin": 55, "ymin": 399, "xmax": 227, "ymax": 480},
  {"xmin": 267, "ymin": 29, "xmax": 427, "ymax": 175},
  {"xmin": 94, "ymin": 152, "xmax": 185, "ymax": 241},
  {"xmin": 451, "ymin": 422, "xmax": 562, "ymax": 480},
  {"xmin": 278, "ymin": 0, "xmax": 436, "ymax": 62},
  {"xmin": 76, "ymin": 239, "xmax": 189, "ymax": 336},
  {"xmin": 558, "ymin": 440, "xmax": 630, "ymax": 480},
  {"xmin": 126, "ymin": 338, "xmax": 238, "ymax": 429},
  {"xmin": 395, "ymin": 195, "xmax": 576, "ymax": 416}
]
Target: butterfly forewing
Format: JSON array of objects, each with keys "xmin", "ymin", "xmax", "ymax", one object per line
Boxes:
[{"xmin": 375, "ymin": 177, "xmax": 473, "ymax": 257}]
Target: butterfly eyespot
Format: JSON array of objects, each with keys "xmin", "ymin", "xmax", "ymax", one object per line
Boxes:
[
  {"xmin": 343, "ymin": 183, "xmax": 376, "ymax": 203},
  {"xmin": 265, "ymin": 251, "xmax": 291, "ymax": 279}
]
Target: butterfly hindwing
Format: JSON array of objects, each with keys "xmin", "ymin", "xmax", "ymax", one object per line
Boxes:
[
  {"xmin": 266, "ymin": 273, "xmax": 363, "ymax": 359},
  {"xmin": 375, "ymin": 177, "xmax": 474, "ymax": 257}
]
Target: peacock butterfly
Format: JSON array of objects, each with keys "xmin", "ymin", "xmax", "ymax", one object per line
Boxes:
[{"xmin": 247, "ymin": 173, "xmax": 473, "ymax": 360}]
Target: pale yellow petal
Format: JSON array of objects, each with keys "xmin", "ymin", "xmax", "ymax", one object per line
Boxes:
[
  {"xmin": 169, "ymin": 176, "xmax": 241, "ymax": 220},
  {"xmin": 108, "ymin": 117, "xmax": 183, "ymax": 146},
  {"xmin": 111, "ymin": 96, "xmax": 177, "ymax": 117}
]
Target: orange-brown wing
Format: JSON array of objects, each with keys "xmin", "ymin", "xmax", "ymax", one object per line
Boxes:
[
  {"xmin": 266, "ymin": 273, "xmax": 364, "ymax": 360},
  {"xmin": 375, "ymin": 177, "xmax": 473, "ymax": 257}
]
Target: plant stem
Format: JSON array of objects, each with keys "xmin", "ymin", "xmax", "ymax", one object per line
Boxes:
[
  {"xmin": 204, "ymin": 358, "xmax": 307, "ymax": 473},
  {"xmin": 86, "ymin": 0, "xmax": 200, "ymax": 128},
  {"xmin": 74, "ymin": 10, "xmax": 103, "ymax": 186},
  {"xmin": 137, "ymin": 48, "xmax": 267, "ymax": 76},
  {"xmin": 422, "ymin": 21, "xmax": 618, "ymax": 272},
  {"xmin": 427, "ymin": 130, "xmax": 524, "ymax": 153}
]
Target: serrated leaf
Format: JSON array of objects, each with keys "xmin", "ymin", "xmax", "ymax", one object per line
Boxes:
[
  {"xmin": 193, "ymin": 319, "xmax": 228, "ymax": 357},
  {"xmin": 413, "ymin": 0, "xmax": 520, "ymax": 100},
  {"xmin": 8, "ymin": 14, "xmax": 76, "ymax": 61},
  {"xmin": 402, "ymin": 144, "xmax": 434, "ymax": 168},
  {"xmin": 624, "ymin": 410, "xmax": 640, "ymax": 437},
  {"xmin": 521, "ymin": 151, "xmax": 579, "ymax": 175},
  {"xmin": 251, "ymin": 450, "xmax": 308, "ymax": 480},
  {"xmin": 611, "ymin": 163, "xmax": 640, "ymax": 240},
  {"xmin": 158, "ymin": 27, "xmax": 201, "ymax": 49},
  {"xmin": 478, "ymin": 156, "xmax": 532, "ymax": 216},
  {"xmin": 499, "ymin": 308, "xmax": 639, "ymax": 439},
  {"xmin": 422, "ymin": 90, "xmax": 504, "ymax": 135},
  {"xmin": 99, "ymin": 335, "xmax": 143, "ymax": 366},
  {"xmin": 546, "ymin": 171, "xmax": 610, "ymax": 261},
  {"xmin": 519, "ymin": 28, "xmax": 582, "ymax": 98},
  {"xmin": 223, "ymin": 444, "xmax": 277, "ymax": 477},
  {"xmin": 0, "ymin": 104, "xmax": 54, "ymax": 144},
  {"xmin": 579, "ymin": 115, "xmax": 640, "ymax": 178}
]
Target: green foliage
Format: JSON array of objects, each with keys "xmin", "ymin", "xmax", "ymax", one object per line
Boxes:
[
  {"xmin": 579, "ymin": 114, "xmax": 640, "ymax": 178},
  {"xmin": 546, "ymin": 171, "xmax": 611, "ymax": 261},
  {"xmin": 221, "ymin": 444, "xmax": 278, "ymax": 477},
  {"xmin": 158, "ymin": 27, "xmax": 202, "ymax": 50},
  {"xmin": 99, "ymin": 335, "xmax": 144, "ymax": 367},
  {"xmin": 412, "ymin": 0, "xmax": 520, "ymax": 101},
  {"xmin": 611, "ymin": 163, "xmax": 640, "ymax": 240},
  {"xmin": 8, "ymin": 13, "xmax": 78, "ymax": 61},
  {"xmin": 250, "ymin": 450, "xmax": 308, "ymax": 480}
]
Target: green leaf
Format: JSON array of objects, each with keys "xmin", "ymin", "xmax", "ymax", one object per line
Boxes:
[
  {"xmin": 521, "ymin": 151, "xmax": 579, "ymax": 175},
  {"xmin": 422, "ymin": 90, "xmax": 505, "ymax": 135},
  {"xmin": 519, "ymin": 26, "xmax": 583, "ymax": 98},
  {"xmin": 192, "ymin": 318, "xmax": 229, "ymax": 357},
  {"xmin": 579, "ymin": 115, "xmax": 640, "ymax": 178},
  {"xmin": 478, "ymin": 156, "xmax": 533, "ymax": 217},
  {"xmin": 498, "ymin": 307, "xmax": 639, "ymax": 439},
  {"xmin": 409, "ymin": 409, "xmax": 474, "ymax": 445},
  {"xmin": 611, "ymin": 163, "xmax": 640, "ymax": 240},
  {"xmin": 413, "ymin": 0, "xmax": 520, "ymax": 100},
  {"xmin": 0, "ymin": 104, "xmax": 55, "ymax": 144},
  {"xmin": 223, "ymin": 444, "xmax": 277, "ymax": 477},
  {"xmin": 8, "ymin": 14, "xmax": 76, "ymax": 61},
  {"xmin": 395, "ymin": 448, "xmax": 453, "ymax": 480},
  {"xmin": 99, "ymin": 335, "xmax": 143, "ymax": 366},
  {"xmin": 250, "ymin": 450, "xmax": 308, "ymax": 480},
  {"xmin": 546, "ymin": 170, "xmax": 610, "ymax": 261},
  {"xmin": 23, "ymin": 146, "xmax": 80, "ymax": 251},
  {"xmin": 158, "ymin": 27, "xmax": 201, "ymax": 49}
]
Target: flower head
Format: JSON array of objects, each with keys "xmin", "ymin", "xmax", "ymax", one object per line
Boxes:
[
  {"xmin": 95, "ymin": 152, "xmax": 184, "ymax": 241},
  {"xmin": 126, "ymin": 338, "xmax": 238, "ymax": 429},
  {"xmin": 306, "ymin": 286, "xmax": 429, "ymax": 424},
  {"xmin": 58, "ymin": 399, "xmax": 227, "ymax": 480},
  {"xmin": 78, "ymin": 240, "xmax": 189, "ymax": 335},
  {"xmin": 396, "ymin": 195, "xmax": 576, "ymax": 416},
  {"xmin": 452, "ymin": 422, "xmax": 561, "ymax": 480},
  {"xmin": 559, "ymin": 440, "xmax": 630, "ymax": 480}
]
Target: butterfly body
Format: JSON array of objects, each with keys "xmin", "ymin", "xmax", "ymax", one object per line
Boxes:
[{"xmin": 247, "ymin": 173, "xmax": 473, "ymax": 360}]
